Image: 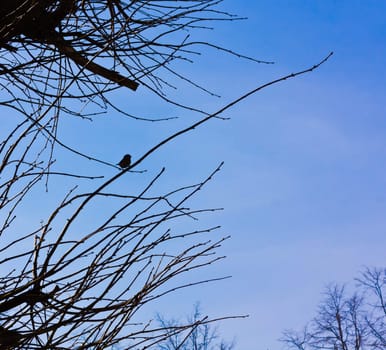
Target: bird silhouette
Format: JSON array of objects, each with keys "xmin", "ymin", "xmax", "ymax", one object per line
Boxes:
[{"xmin": 118, "ymin": 154, "xmax": 131, "ymax": 169}]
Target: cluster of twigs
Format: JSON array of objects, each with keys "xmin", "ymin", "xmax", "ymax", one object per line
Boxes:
[
  {"xmin": 0, "ymin": 0, "xmax": 250, "ymax": 119},
  {"xmin": 0, "ymin": 0, "xmax": 252, "ymax": 183},
  {"xmin": 0, "ymin": 1, "xmax": 251, "ymax": 348},
  {"xmin": 0, "ymin": 1, "xmax": 333, "ymax": 348},
  {"xmin": 0, "ymin": 159, "xmax": 234, "ymax": 348}
]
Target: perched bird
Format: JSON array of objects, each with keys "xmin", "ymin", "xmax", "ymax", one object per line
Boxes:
[{"xmin": 117, "ymin": 154, "xmax": 132, "ymax": 169}]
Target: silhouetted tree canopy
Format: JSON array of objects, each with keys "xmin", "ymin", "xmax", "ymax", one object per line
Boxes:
[
  {"xmin": 0, "ymin": 0, "xmax": 254, "ymax": 120},
  {"xmin": 281, "ymin": 267, "xmax": 386, "ymax": 350}
]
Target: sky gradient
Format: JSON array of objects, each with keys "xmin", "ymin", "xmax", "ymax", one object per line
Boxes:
[
  {"xmin": 132, "ymin": 1, "xmax": 386, "ymax": 348},
  {"xmin": 3, "ymin": 1, "xmax": 385, "ymax": 349}
]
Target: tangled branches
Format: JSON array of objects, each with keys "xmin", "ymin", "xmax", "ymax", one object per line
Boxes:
[
  {"xmin": 0, "ymin": 0, "xmax": 247, "ymax": 118},
  {"xmin": 0, "ymin": 160, "xmax": 233, "ymax": 348},
  {"xmin": 0, "ymin": 1, "xmax": 254, "ymax": 348},
  {"xmin": 0, "ymin": 1, "xmax": 333, "ymax": 348}
]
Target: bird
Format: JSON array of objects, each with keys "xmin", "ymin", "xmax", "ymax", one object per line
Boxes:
[{"xmin": 117, "ymin": 154, "xmax": 132, "ymax": 169}]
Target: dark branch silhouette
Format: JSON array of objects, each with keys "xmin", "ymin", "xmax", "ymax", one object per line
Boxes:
[
  {"xmin": 281, "ymin": 267, "xmax": 386, "ymax": 350},
  {"xmin": 0, "ymin": 1, "xmax": 332, "ymax": 348}
]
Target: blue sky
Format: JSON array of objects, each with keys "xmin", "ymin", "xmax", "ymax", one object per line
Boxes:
[
  {"xmin": 208, "ymin": 1, "xmax": 386, "ymax": 348},
  {"xmin": 3, "ymin": 1, "xmax": 386, "ymax": 349},
  {"xmin": 124, "ymin": 1, "xmax": 386, "ymax": 349},
  {"xmin": 59, "ymin": 1, "xmax": 386, "ymax": 348}
]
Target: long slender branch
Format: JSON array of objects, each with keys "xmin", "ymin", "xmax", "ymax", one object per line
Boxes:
[{"xmin": 132, "ymin": 52, "xmax": 334, "ymax": 169}]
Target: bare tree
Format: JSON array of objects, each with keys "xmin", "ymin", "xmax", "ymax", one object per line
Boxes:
[
  {"xmin": 0, "ymin": 1, "xmax": 332, "ymax": 348},
  {"xmin": 153, "ymin": 303, "xmax": 235, "ymax": 350},
  {"xmin": 281, "ymin": 267, "xmax": 386, "ymax": 350},
  {"xmin": 356, "ymin": 267, "xmax": 386, "ymax": 348}
]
